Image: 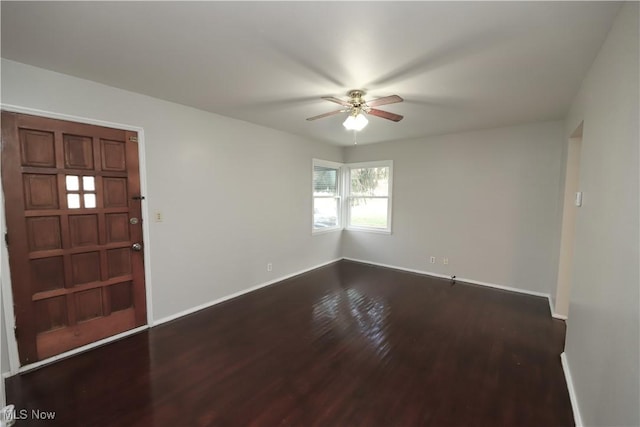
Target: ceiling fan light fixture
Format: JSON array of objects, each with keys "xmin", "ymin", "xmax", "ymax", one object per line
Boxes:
[{"xmin": 343, "ymin": 113, "xmax": 368, "ymax": 131}]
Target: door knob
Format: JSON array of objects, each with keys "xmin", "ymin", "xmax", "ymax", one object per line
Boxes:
[{"xmin": 132, "ymin": 243, "xmax": 142, "ymax": 251}]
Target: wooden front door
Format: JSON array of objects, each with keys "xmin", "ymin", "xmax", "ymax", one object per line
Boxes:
[{"xmin": 1, "ymin": 112, "xmax": 147, "ymax": 365}]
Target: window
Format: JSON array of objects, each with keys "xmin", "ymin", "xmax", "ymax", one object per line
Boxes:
[
  {"xmin": 66, "ymin": 175, "xmax": 96, "ymax": 209},
  {"xmin": 312, "ymin": 160, "xmax": 341, "ymax": 233},
  {"xmin": 347, "ymin": 161, "xmax": 392, "ymax": 233},
  {"xmin": 312, "ymin": 159, "xmax": 393, "ymax": 234}
]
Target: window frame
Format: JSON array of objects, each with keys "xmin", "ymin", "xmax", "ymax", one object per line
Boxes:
[
  {"xmin": 311, "ymin": 159, "xmax": 393, "ymax": 235},
  {"xmin": 311, "ymin": 159, "xmax": 343, "ymax": 235},
  {"xmin": 345, "ymin": 160, "xmax": 393, "ymax": 234}
]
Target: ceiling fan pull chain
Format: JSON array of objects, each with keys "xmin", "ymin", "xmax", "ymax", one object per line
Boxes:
[{"xmin": 353, "ymin": 130, "xmax": 357, "ymax": 145}]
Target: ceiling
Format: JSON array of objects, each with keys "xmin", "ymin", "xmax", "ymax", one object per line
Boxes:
[{"xmin": 1, "ymin": 2, "xmax": 621, "ymax": 146}]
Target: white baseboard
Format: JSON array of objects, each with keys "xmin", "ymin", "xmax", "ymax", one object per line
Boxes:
[
  {"xmin": 548, "ymin": 297, "xmax": 568, "ymax": 320},
  {"xmin": 561, "ymin": 352, "xmax": 583, "ymax": 427},
  {"xmin": 154, "ymin": 258, "xmax": 342, "ymax": 326},
  {"xmin": 343, "ymin": 257, "xmax": 453, "ymax": 281},
  {"xmin": 342, "ymin": 257, "xmax": 552, "ymax": 300}
]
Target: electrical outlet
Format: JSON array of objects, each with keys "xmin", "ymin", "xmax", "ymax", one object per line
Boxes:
[
  {"xmin": 267, "ymin": 263, "xmax": 273, "ymax": 272},
  {"xmin": 443, "ymin": 257, "xmax": 449, "ymax": 265},
  {"xmin": 429, "ymin": 256, "xmax": 436, "ymax": 264},
  {"xmin": 154, "ymin": 211, "xmax": 163, "ymax": 222}
]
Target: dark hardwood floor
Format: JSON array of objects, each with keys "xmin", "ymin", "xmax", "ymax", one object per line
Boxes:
[{"xmin": 6, "ymin": 260, "xmax": 573, "ymax": 426}]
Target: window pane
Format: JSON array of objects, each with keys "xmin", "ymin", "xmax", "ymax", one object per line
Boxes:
[
  {"xmin": 350, "ymin": 197, "xmax": 388, "ymax": 229},
  {"xmin": 66, "ymin": 175, "xmax": 79, "ymax": 191},
  {"xmin": 313, "ymin": 166, "xmax": 338, "ymax": 196},
  {"xmin": 67, "ymin": 193, "xmax": 81, "ymax": 209},
  {"xmin": 83, "ymin": 176, "xmax": 95, "ymax": 191},
  {"xmin": 313, "ymin": 197, "xmax": 338, "ymax": 229},
  {"xmin": 84, "ymin": 193, "xmax": 96, "ymax": 208},
  {"xmin": 350, "ymin": 167, "xmax": 389, "ymax": 196}
]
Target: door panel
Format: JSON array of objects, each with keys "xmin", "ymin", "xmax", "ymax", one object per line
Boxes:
[
  {"xmin": 20, "ymin": 129, "xmax": 56, "ymax": 167},
  {"xmin": 1, "ymin": 111, "xmax": 147, "ymax": 365}
]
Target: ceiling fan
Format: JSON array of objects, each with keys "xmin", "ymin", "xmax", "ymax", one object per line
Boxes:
[{"xmin": 306, "ymin": 90, "xmax": 404, "ymax": 131}]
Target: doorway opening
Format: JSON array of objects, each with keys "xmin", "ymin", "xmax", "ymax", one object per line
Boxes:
[{"xmin": 554, "ymin": 122, "xmax": 583, "ymax": 318}]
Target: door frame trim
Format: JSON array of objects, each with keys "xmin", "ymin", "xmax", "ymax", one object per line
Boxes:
[{"xmin": 0, "ymin": 104, "xmax": 155, "ymax": 375}]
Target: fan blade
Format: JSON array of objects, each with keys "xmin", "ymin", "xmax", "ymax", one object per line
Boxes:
[
  {"xmin": 322, "ymin": 96, "xmax": 352, "ymax": 107},
  {"xmin": 367, "ymin": 108, "xmax": 404, "ymax": 122},
  {"xmin": 366, "ymin": 95, "xmax": 404, "ymax": 107},
  {"xmin": 306, "ymin": 110, "xmax": 345, "ymax": 121}
]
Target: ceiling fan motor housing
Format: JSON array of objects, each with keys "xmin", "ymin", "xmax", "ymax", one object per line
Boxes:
[{"xmin": 348, "ymin": 90, "xmax": 366, "ymax": 108}]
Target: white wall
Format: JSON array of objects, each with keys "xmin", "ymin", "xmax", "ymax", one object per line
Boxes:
[
  {"xmin": 563, "ymin": 3, "xmax": 639, "ymax": 426},
  {"xmin": 343, "ymin": 121, "xmax": 565, "ymax": 296},
  {"xmin": 0, "ymin": 59, "xmax": 343, "ymax": 374}
]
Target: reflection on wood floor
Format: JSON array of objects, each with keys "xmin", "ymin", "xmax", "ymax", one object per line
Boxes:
[{"xmin": 6, "ymin": 260, "xmax": 573, "ymax": 426}]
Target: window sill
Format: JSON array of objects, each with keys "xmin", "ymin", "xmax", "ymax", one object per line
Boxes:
[
  {"xmin": 345, "ymin": 227, "xmax": 392, "ymax": 235},
  {"xmin": 312, "ymin": 227, "xmax": 342, "ymax": 236}
]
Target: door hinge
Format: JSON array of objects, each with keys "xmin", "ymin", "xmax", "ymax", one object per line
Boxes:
[
  {"xmin": 14, "ymin": 326, "xmax": 18, "ymax": 339},
  {"xmin": 4, "ymin": 232, "xmax": 8, "ymax": 247},
  {"xmin": 129, "ymin": 136, "xmax": 138, "ymax": 142}
]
